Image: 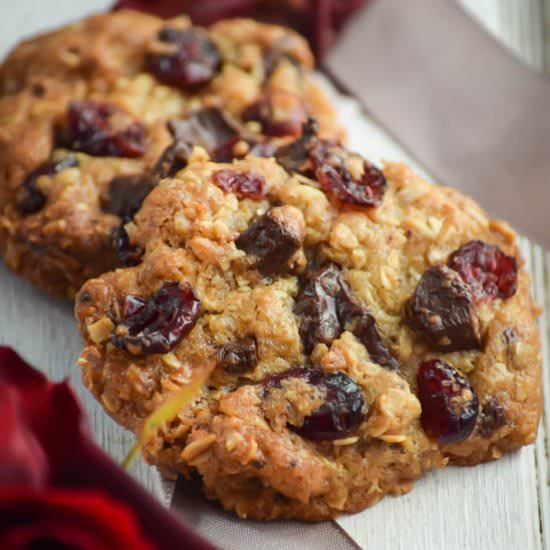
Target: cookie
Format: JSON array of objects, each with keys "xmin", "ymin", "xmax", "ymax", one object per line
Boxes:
[
  {"xmin": 75, "ymin": 123, "xmax": 541, "ymax": 520},
  {"xmin": 0, "ymin": 10, "xmax": 339, "ymax": 297}
]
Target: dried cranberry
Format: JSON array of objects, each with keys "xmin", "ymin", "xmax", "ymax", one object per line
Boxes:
[
  {"xmin": 310, "ymin": 140, "xmax": 386, "ymax": 207},
  {"xmin": 66, "ymin": 101, "xmax": 146, "ymax": 158},
  {"xmin": 17, "ymin": 157, "xmax": 78, "ymax": 215},
  {"xmin": 169, "ymin": 107, "xmax": 241, "ymax": 162},
  {"xmin": 264, "ymin": 367, "xmax": 365, "ymax": 440},
  {"xmin": 112, "ymin": 281, "xmax": 201, "ymax": 354},
  {"xmin": 114, "ymin": 225, "xmax": 143, "ymax": 267},
  {"xmin": 219, "ymin": 338, "xmax": 257, "ymax": 374},
  {"xmin": 212, "ymin": 169, "xmax": 266, "ymax": 200},
  {"xmin": 448, "ymin": 240, "xmax": 518, "ymax": 301},
  {"xmin": 243, "ymin": 92, "xmax": 306, "ymax": 137},
  {"xmin": 417, "ymin": 359, "xmax": 479, "ymax": 444},
  {"xmin": 298, "ymin": 371, "xmax": 365, "ymax": 441},
  {"xmin": 121, "ymin": 293, "xmax": 147, "ymax": 318},
  {"xmin": 146, "ymin": 27, "xmax": 220, "ymax": 90},
  {"xmin": 104, "ymin": 174, "xmax": 155, "ymax": 221}
]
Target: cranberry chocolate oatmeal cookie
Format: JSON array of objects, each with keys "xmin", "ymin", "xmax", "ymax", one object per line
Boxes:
[
  {"xmin": 75, "ymin": 122, "xmax": 541, "ymax": 521},
  {"xmin": 0, "ymin": 10, "xmax": 339, "ymax": 297}
]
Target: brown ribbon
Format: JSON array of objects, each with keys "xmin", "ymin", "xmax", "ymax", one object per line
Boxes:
[
  {"xmin": 326, "ymin": 0, "xmax": 550, "ymax": 248},
  {"xmin": 172, "ymin": 477, "xmax": 358, "ymax": 549}
]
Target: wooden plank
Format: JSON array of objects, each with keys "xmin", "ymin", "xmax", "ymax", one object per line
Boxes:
[
  {"xmin": 535, "ymin": 246, "xmax": 550, "ymax": 550},
  {"xmin": 475, "ymin": 3, "xmax": 550, "ymax": 549}
]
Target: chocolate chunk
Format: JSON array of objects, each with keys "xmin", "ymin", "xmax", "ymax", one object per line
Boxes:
[
  {"xmin": 406, "ymin": 265, "xmax": 481, "ymax": 352},
  {"xmin": 242, "ymin": 90, "xmax": 306, "ymax": 137},
  {"xmin": 353, "ymin": 314, "xmax": 400, "ymax": 372},
  {"xmin": 248, "ymin": 140, "xmax": 277, "ymax": 158},
  {"xmin": 479, "ymin": 396, "xmax": 507, "ymax": 438},
  {"xmin": 168, "ymin": 107, "xmax": 241, "ymax": 162},
  {"xmin": 294, "ymin": 264, "xmax": 344, "ymax": 354},
  {"xmin": 78, "ymin": 290, "xmax": 92, "ymax": 303},
  {"xmin": 294, "ymin": 263, "xmax": 400, "ymax": 370},
  {"xmin": 262, "ymin": 41, "xmax": 301, "ymax": 80},
  {"xmin": 274, "ymin": 118, "xmax": 318, "ymax": 174},
  {"xmin": 152, "ymin": 139, "xmax": 192, "ymax": 179},
  {"xmin": 104, "ymin": 174, "xmax": 155, "ymax": 221},
  {"xmin": 114, "ymin": 225, "xmax": 143, "ymax": 266},
  {"xmin": 219, "ymin": 338, "xmax": 258, "ymax": 374},
  {"xmin": 235, "ymin": 206, "xmax": 304, "ymax": 275}
]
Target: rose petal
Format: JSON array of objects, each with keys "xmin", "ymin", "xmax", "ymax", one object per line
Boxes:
[
  {"xmin": 0, "ymin": 487, "xmax": 157, "ymax": 550},
  {"xmin": 0, "ymin": 347, "xmax": 48, "ymax": 392},
  {"xmin": 0, "ymin": 388, "xmax": 49, "ymax": 489},
  {"xmin": 0, "ymin": 347, "xmax": 90, "ymax": 473},
  {"xmin": 0, "ymin": 347, "xmax": 216, "ymax": 550}
]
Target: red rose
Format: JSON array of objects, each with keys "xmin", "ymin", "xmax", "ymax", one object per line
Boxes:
[
  {"xmin": 113, "ymin": 0, "xmax": 369, "ymax": 58},
  {"xmin": 0, "ymin": 488, "xmax": 155, "ymax": 549},
  {"xmin": 0, "ymin": 347, "xmax": 215, "ymax": 550}
]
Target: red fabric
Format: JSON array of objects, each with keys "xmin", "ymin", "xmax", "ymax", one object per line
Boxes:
[
  {"xmin": 0, "ymin": 346, "xmax": 216, "ymax": 550},
  {"xmin": 113, "ymin": 0, "xmax": 369, "ymax": 58}
]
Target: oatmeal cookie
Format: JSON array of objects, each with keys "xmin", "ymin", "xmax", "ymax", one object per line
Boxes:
[
  {"xmin": 75, "ymin": 124, "xmax": 541, "ymax": 520},
  {"xmin": 0, "ymin": 10, "xmax": 339, "ymax": 296}
]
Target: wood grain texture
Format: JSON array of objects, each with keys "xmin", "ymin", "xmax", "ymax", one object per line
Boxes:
[{"xmin": 0, "ymin": 1, "xmax": 548, "ymax": 549}]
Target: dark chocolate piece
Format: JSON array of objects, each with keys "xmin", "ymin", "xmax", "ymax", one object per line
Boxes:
[
  {"xmin": 274, "ymin": 118, "xmax": 318, "ymax": 174},
  {"xmin": 478, "ymin": 396, "xmax": 507, "ymax": 438},
  {"xmin": 353, "ymin": 313, "xmax": 400, "ymax": 372},
  {"xmin": 219, "ymin": 338, "xmax": 258, "ymax": 374},
  {"xmin": 168, "ymin": 107, "xmax": 241, "ymax": 162},
  {"xmin": 406, "ymin": 265, "xmax": 481, "ymax": 352},
  {"xmin": 105, "ymin": 174, "xmax": 155, "ymax": 221},
  {"xmin": 153, "ymin": 139, "xmax": 192, "ymax": 179},
  {"xmin": 293, "ymin": 264, "xmax": 343, "ymax": 354},
  {"xmin": 235, "ymin": 207, "xmax": 303, "ymax": 274}
]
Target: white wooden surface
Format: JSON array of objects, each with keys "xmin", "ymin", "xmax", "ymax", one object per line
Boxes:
[{"xmin": 0, "ymin": 2, "xmax": 548, "ymax": 549}]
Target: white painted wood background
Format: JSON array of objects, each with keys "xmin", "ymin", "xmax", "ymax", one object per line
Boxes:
[{"xmin": 0, "ymin": 2, "xmax": 548, "ymax": 549}]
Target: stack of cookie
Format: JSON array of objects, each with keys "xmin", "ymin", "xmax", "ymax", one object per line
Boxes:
[{"xmin": 0, "ymin": 9, "xmax": 541, "ymax": 520}]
